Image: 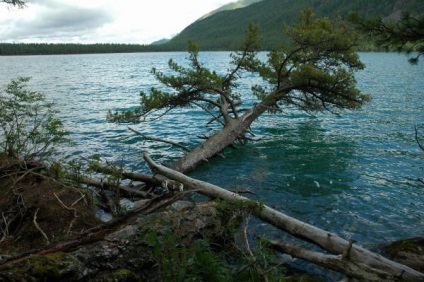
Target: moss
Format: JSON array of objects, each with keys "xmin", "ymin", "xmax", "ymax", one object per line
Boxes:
[
  {"xmin": 94, "ymin": 268, "xmax": 137, "ymax": 281},
  {"xmin": 215, "ymin": 198, "xmax": 264, "ymax": 236},
  {"xmin": 7, "ymin": 252, "xmax": 83, "ymax": 281},
  {"xmin": 285, "ymin": 274, "xmax": 323, "ymax": 282},
  {"xmin": 216, "ymin": 198, "xmax": 264, "ymax": 215},
  {"xmin": 386, "ymin": 238, "xmax": 424, "ymax": 256},
  {"xmin": 113, "ymin": 268, "xmax": 136, "ymax": 278},
  {"xmin": 26, "ymin": 252, "xmax": 67, "ymax": 281}
]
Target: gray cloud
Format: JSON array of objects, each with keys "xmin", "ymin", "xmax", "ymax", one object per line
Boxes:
[
  {"xmin": 35, "ymin": 8, "xmax": 111, "ymax": 29},
  {"xmin": 2, "ymin": 0, "xmax": 114, "ymax": 42}
]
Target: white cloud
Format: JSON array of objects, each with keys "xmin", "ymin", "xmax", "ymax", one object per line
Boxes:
[{"xmin": 0, "ymin": 0, "xmax": 236, "ymax": 44}]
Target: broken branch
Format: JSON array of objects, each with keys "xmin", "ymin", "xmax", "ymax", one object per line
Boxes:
[
  {"xmin": 128, "ymin": 126, "xmax": 190, "ymax": 152},
  {"xmin": 33, "ymin": 208, "xmax": 49, "ymax": 245}
]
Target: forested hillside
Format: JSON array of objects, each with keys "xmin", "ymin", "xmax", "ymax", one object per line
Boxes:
[
  {"xmin": 197, "ymin": 0, "xmax": 263, "ymax": 21},
  {"xmin": 1, "ymin": 0, "xmax": 423, "ymax": 55},
  {"xmin": 164, "ymin": 0, "xmax": 424, "ymax": 50}
]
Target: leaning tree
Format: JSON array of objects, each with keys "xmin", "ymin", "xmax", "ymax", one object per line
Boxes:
[{"xmin": 108, "ymin": 8, "xmax": 371, "ymax": 173}]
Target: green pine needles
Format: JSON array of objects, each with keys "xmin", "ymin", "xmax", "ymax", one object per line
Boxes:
[{"xmin": 108, "ymin": 9, "xmax": 370, "ymax": 126}]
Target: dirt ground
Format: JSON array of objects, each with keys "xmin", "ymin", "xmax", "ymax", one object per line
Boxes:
[{"xmin": 0, "ymin": 156, "xmax": 100, "ymax": 255}]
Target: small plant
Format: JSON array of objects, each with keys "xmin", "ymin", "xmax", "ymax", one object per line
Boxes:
[
  {"xmin": 0, "ymin": 77, "xmax": 69, "ymax": 160},
  {"xmin": 86, "ymin": 155, "xmax": 125, "ymax": 216},
  {"xmin": 143, "ymin": 206, "xmax": 286, "ymax": 282},
  {"xmin": 145, "ymin": 229, "xmax": 229, "ymax": 282}
]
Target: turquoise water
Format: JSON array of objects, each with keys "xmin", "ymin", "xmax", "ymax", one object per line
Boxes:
[{"xmin": 0, "ymin": 52, "xmax": 423, "ymax": 253}]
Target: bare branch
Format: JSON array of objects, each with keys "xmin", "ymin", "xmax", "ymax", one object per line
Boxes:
[
  {"xmin": 414, "ymin": 125, "xmax": 424, "ymax": 151},
  {"xmin": 33, "ymin": 208, "xmax": 50, "ymax": 245},
  {"xmin": 191, "ymin": 101, "xmax": 225, "ymax": 127},
  {"xmin": 128, "ymin": 126, "xmax": 190, "ymax": 152}
]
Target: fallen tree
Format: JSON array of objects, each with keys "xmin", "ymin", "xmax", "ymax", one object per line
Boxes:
[
  {"xmin": 0, "ymin": 157, "xmax": 290, "ymax": 281},
  {"xmin": 107, "ymin": 9, "xmax": 371, "ymax": 173},
  {"xmin": 1, "ymin": 7, "xmax": 419, "ymax": 281},
  {"xmin": 143, "ymin": 154, "xmax": 424, "ymax": 281}
]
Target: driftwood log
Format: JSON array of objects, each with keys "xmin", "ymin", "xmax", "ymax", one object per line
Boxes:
[{"xmin": 143, "ymin": 154, "xmax": 424, "ymax": 282}]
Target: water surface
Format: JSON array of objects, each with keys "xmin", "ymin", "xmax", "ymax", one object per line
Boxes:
[{"xmin": 0, "ymin": 51, "xmax": 423, "ymax": 258}]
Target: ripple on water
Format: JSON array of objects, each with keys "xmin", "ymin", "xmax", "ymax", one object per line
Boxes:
[{"xmin": 0, "ymin": 52, "xmax": 423, "ymax": 251}]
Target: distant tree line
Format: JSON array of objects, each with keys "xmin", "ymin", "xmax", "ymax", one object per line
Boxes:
[{"xmin": 0, "ymin": 43, "xmax": 182, "ymax": 56}]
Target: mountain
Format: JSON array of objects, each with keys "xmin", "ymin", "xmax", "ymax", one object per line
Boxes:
[
  {"xmin": 163, "ymin": 0, "xmax": 424, "ymax": 50},
  {"xmin": 197, "ymin": 0, "xmax": 263, "ymax": 21},
  {"xmin": 150, "ymin": 0, "xmax": 263, "ymax": 46},
  {"xmin": 150, "ymin": 38, "xmax": 171, "ymax": 45}
]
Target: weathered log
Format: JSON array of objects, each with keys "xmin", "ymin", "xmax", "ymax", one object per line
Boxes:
[
  {"xmin": 382, "ymin": 237, "xmax": 424, "ymax": 273},
  {"xmin": 92, "ymin": 163, "xmax": 188, "ymax": 192},
  {"xmin": 144, "ymin": 153, "xmax": 424, "ymax": 281},
  {"xmin": 76, "ymin": 174, "xmax": 151, "ymax": 198},
  {"xmin": 169, "ymin": 104, "xmax": 267, "ymax": 173},
  {"xmin": 92, "ymin": 163, "xmax": 163, "ymax": 186},
  {"xmin": 267, "ymin": 239, "xmax": 393, "ymax": 281}
]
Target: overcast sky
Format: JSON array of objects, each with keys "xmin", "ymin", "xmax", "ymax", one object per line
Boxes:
[{"xmin": 0, "ymin": 0, "xmax": 235, "ymax": 44}]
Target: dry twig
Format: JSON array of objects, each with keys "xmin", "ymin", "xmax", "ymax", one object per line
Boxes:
[{"xmin": 33, "ymin": 208, "xmax": 49, "ymax": 244}]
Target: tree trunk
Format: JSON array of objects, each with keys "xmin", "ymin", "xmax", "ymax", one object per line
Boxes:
[
  {"xmin": 145, "ymin": 154, "xmax": 424, "ymax": 282},
  {"xmin": 170, "ymin": 101, "xmax": 269, "ymax": 173}
]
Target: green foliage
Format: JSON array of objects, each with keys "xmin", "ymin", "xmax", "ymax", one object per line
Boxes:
[
  {"xmin": 215, "ymin": 199, "xmax": 264, "ymax": 236},
  {"xmin": 251, "ymin": 8, "xmax": 371, "ymax": 113},
  {"xmin": 110, "ymin": 9, "xmax": 369, "ymax": 130},
  {"xmin": 49, "ymin": 161, "xmax": 68, "ymax": 179},
  {"xmin": 108, "ymin": 39, "xmax": 231, "ymax": 122},
  {"xmin": 144, "ymin": 223, "xmax": 286, "ymax": 282},
  {"xmin": 0, "ymin": 43, "xmax": 167, "ymax": 56},
  {"xmin": 165, "ymin": 0, "xmax": 424, "ymax": 51},
  {"xmin": 216, "ymin": 199, "xmax": 264, "ymax": 218},
  {"xmin": 146, "ymin": 229, "xmax": 229, "ymax": 282},
  {"xmin": 106, "ymin": 107, "xmax": 142, "ymax": 123},
  {"xmin": 0, "ymin": 77, "xmax": 69, "ymax": 160},
  {"xmin": 3, "ymin": 1, "xmax": 423, "ymax": 54},
  {"xmin": 25, "ymin": 252, "xmax": 67, "ymax": 281},
  {"xmin": 351, "ymin": 12, "xmax": 424, "ymax": 64}
]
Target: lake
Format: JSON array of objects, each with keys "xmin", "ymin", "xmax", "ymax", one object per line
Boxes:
[{"xmin": 0, "ymin": 51, "xmax": 423, "ymax": 275}]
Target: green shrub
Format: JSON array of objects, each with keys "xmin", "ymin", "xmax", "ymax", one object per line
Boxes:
[{"xmin": 0, "ymin": 77, "xmax": 69, "ymax": 160}]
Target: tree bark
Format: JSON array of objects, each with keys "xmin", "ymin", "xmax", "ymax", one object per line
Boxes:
[
  {"xmin": 170, "ymin": 100, "xmax": 270, "ymax": 173},
  {"xmin": 145, "ymin": 154, "xmax": 424, "ymax": 281}
]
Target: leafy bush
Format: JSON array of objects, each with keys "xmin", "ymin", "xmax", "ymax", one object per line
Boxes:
[{"xmin": 0, "ymin": 77, "xmax": 69, "ymax": 160}]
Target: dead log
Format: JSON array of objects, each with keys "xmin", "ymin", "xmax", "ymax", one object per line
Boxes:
[
  {"xmin": 144, "ymin": 153, "xmax": 424, "ymax": 281},
  {"xmin": 91, "ymin": 163, "xmax": 188, "ymax": 193},
  {"xmin": 76, "ymin": 174, "xmax": 151, "ymax": 198},
  {"xmin": 91, "ymin": 163, "xmax": 163, "ymax": 186},
  {"xmin": 267, "ymin": 238, "xmax": 394, "ymax": 281}
]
